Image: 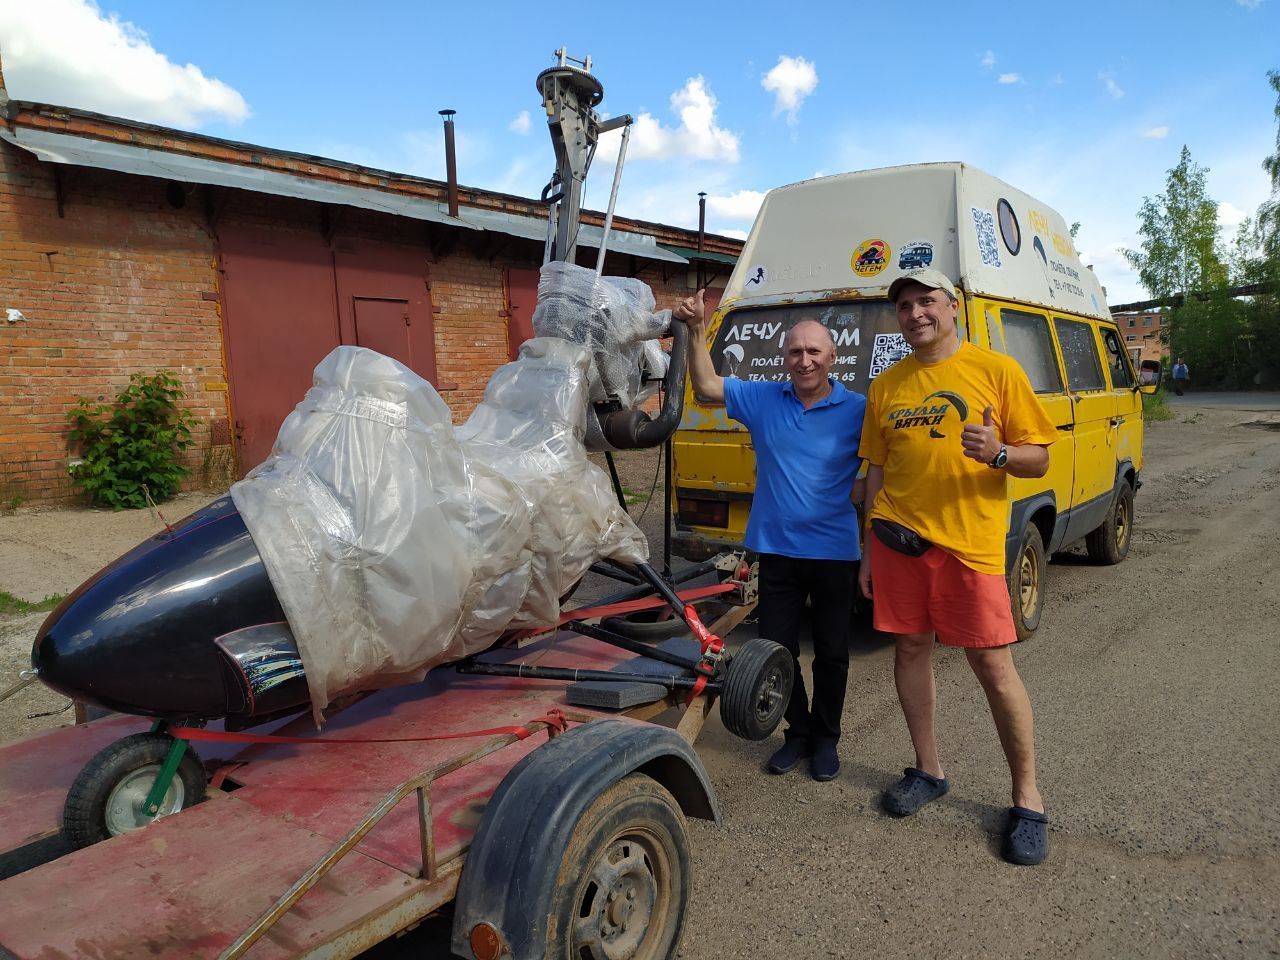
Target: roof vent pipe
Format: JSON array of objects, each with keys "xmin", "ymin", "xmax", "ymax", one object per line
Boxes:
[{"xmin": 439, "ymin": 109, "xmax": 459, "ymax": 218}]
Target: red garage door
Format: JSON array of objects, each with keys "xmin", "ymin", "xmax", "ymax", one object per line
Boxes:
[{"xmin": 219, "ymin": 228, "xmax": 437, "ymax": 475}]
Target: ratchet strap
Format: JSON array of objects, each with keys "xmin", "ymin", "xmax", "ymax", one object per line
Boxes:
[
  {"xmin": 509, "ymin": 582, "xmax": 734, "ymax": 640},
  {"xmin": 169, "ymin": 708, "xmax": 570, "ymax": 746}
]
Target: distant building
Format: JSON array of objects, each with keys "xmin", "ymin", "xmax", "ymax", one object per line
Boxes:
[
  {"xmin": 1111, "ymin": 309, "xmax": 1168, "ymax": 365},
  {"xmin": 0, "ymin": 87, "xmax": 740, "ymax": 505}
]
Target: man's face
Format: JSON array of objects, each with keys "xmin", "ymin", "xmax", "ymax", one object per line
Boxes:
[
  {"xmin": 894, "ymin": 282, "xmax": 958, "ymax": 350},
  {"xmin": 783, "ymin": 320, "xmax": 837, "ymax": 392}
]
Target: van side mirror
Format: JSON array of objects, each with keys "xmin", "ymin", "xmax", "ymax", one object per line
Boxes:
[{"xmin": 1138, "ymin": 359, "xmax": 1162, "ymax": 395}]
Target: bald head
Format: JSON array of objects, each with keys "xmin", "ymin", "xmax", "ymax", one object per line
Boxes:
[{"xmin": 783, "ymin": 318, "xmax": 835, "ymax": 349}]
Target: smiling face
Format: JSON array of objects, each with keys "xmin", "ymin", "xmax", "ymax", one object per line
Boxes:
[
  {"xmin": 783, "ymin": 319, "xmax": 837, "ymax": 396},
  {"xmin": 894, "ymin": 282, "xmax": 959, "ymax": 355}
]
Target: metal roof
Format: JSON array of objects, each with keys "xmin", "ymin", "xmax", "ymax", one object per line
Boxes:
[
  {"xmin": 657, "ymin": 243, "xmax": 739, "ymax": 265},
  {"xmin": 0, "ymin": 125, "xmax": 688, "ymax": 265}
]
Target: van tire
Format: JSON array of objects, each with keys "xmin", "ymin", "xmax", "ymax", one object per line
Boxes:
[
  {"xmin": 1008, "ymin": 523, "xmax": 1045, "ymax": 641},
  {"xmin": 1086, "ymin": 482, "xmax": 1134, "ymax": 566}
]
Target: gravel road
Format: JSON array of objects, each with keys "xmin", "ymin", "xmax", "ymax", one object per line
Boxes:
[{"xmin": 1, "ymin": 401, "xmax": 1277, "ymax": 958}]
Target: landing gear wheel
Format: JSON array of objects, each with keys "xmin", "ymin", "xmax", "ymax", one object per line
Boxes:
[
  {"xmin": 1009, "ymin": 522, "xmax": 1046, "ymax": 641},
  {"xmin": 1086, "ymin": 482, "xmax": 1134, "ymax": 565},
  {"xmin": 719, "ymin": 637, "xmax": 793, "ymax": 741},
  {"xmin": 548, "ymin": 774, "xmax": 689, "ymax": 960},
  {"xmin": 62, "ymin": 732, "xmax": 206, "ymax": 849},
  {"xmin": 601, "ymin": 611, "xmax": 688, "ymax": 644}
]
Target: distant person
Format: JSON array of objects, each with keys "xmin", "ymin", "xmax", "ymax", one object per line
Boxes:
[
  {"xmin": 858, "ymin": 268, "xmax": 1057, "ymax": 866},
  {"xmin": 672, "ymin": 289, "xmax": 865, "ymax": 783},
  {"xmin": 1172, "ymin": 358, "xmax": 1190, "ymax": 396}
]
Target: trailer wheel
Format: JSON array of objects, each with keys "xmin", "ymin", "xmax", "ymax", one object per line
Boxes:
[
  {"xmin": 548, "ymin": 773, "xmax": 689, "ymax": 960},
  {"xmin": 63, "ymin": 733, "xmax": 206, "ymax": 849},
  {"xmin": 719, "ymin": 637, "xmax": 793, "ymax": 741},
  {"xmin": 1086, "ymin": 482, "xmax": 1134, "ymax": 565}
]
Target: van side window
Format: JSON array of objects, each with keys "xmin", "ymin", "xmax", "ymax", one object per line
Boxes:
[
  {"xmin": 1053, "ymin": 318, "xmax": 1107, "ymax": 392},
  {"xmin": 999, "ymin": 309, "xmax": 1063, "ymax": 394},
  {"xmin": 1098, "ymin": 327, "xmax": 1136, "ymax": 388}
]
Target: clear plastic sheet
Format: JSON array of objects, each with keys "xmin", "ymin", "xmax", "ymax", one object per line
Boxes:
[
  {"xmin": 532, "ymin": 261, "xmax": 671, "ymax": 410},
  {"xmin": 231, "ymin": 338, "xmax": 648, "ymax": 723}
]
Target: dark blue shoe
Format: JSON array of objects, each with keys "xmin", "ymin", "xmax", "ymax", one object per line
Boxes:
[
  {"xmin": 811, "ymin": 739, "xmax": 840, "ymax": 782},
  {"xmin": 882, "ymin": 767, "xmax": 949, "ymax": 816},
  {"xmin": 1002, "ymin": 807, "xmax": 1049, "ymax": 865},
  {"xmin": 766, "ymin": 737, "xmax": 812, "ymax": 774}
]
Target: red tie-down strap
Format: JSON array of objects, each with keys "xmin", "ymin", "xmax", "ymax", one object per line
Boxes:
[
  {"xmin": 683, "ymin": 605, "xmax": 725, "ymax": 705},
  {"xmin": 169, "ymin": 708, "xmax": 570, "ymax": 747}
]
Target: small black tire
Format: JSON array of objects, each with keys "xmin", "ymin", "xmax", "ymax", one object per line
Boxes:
[
  {"xmin": 1008, "ymin": 522, "xmax": 1046, "ymax": 641},
  {"xmin": 63, "ymin": 732, "xmax": 207, "ymax": 849},
  {"xmin": 601, "ymin": 611, "xmax": 689, "ymax": 644},
  {"xmin": 719, "ymin": 637, "xmax": 793, "ymax": 741},
  {"xmin": 548, "ymin": 773, "xmax": 690, "ymax": 959},
  {"xmin": 1086, "ymin": 482, "xmax": 1134, "ymax": 565}
]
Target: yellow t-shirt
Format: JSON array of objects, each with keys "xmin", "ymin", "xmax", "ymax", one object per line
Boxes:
[{"xmin": 859, "ymin": 341, "xmax": 1057, "ymax": 575}]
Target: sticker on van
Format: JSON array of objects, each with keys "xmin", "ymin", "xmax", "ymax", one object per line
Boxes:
[
  {"xmin": 869, "ymin": 332, "xmax": 912, "ymax": 378},
  {"xmin": 852, "ymin": 239, "xmax": 890, "ymax": 277},
  {"xmin": 744, "ymin": 265, "xmax": 768, "ymax": 287},
  {"xmin": 971, "ymin": 207, "xmax": 1003, "ymax": 268},
  {"xmin": 898, "ymin": 240, "xmax": 934, "ymax": 270}
]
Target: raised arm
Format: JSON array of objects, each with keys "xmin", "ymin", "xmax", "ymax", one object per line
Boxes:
[{"xmin": 671, "ymin": 289, "xmax": 725, "ymax": 405}]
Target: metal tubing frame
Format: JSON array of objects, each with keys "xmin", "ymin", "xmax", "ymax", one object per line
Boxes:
[
  {"xmin": 220, "ymin": 716, "xmax": 568, "ymax": 960},
  {"xmin": 562, "ymin": 620, "xmax": 704, "ymax": 671},
  {"xmin": 594, "ymin": 120, "xmax": 632, "ymax": 274},
  {"xmin": 454, "ymin": 660, "xmax": 714, "ymax": 693}
]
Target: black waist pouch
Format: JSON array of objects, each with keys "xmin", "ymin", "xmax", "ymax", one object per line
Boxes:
[{"xmin": 871, "ymin": 518, "xmax": 933, "ymax": 557}]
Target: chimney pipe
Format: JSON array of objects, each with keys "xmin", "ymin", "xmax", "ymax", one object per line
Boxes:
[
  {"xmin": 439, "ymin": 109, "xmax": 459, "ymax": 218},
  {"xmin": 696, "ymin": 191, "xmax": 707, "ymax": 291}
]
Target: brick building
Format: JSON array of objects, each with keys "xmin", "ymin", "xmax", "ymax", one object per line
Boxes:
[
  {"xmin": 1112, "ymin": 309, "xmax": 1168, "ymax": 364},
  {"xmin": 0, "ymin": 88, "xmax": 741, "ymax": 507}
]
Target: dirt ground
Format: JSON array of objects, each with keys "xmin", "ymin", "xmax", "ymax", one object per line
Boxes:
[{"xmin": 1, "ymin": 402, "xmax": 1278, "ymax": 957}]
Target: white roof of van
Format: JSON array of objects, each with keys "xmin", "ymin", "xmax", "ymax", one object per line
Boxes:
[{"xmin": 722, "ymin": 162, "xmax": 1110, "ymax": 322}]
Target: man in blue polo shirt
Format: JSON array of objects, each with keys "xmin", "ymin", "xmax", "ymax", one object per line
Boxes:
[{"xmin": 672, "ymin": 290, "xmax": 865, "ymax": 781}]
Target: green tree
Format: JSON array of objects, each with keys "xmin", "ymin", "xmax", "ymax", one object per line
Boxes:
[{"xmin": 1258, "ymin": 70, "xmax": 1280, "ymax": 263}]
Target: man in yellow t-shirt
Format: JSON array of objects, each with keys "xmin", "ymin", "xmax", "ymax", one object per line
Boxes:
[{"xmin": 857, "ymin": 268, "xmax": 1057, "ymax": 866}]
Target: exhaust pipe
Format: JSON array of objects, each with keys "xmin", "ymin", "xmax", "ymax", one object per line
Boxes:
[
  {"xmin": 439, "ymin": 109, "xmax": 459, "ymax": 217},
  {"xmin": 600, "ymin": 321, "xmax": 688, "ymax": 449}
]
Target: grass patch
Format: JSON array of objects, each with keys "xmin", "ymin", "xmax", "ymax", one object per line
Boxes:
[
  {"xmin": 0, "ymin": 591, "xmax": 65, "ymax": 615},
  {"xmin": 1143, "ymin": 392, "xmax": 1175, "ymax": 422},
  {"xmin": 620, "ymin": 485, "xmax": 653, "ymax": 505}
]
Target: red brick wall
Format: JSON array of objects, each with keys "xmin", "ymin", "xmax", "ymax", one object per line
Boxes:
[
  {"xmin": 0, "ymin": 144, "xmax": 229, "ymax": 507},
  {"xmin": 0, "ymin": 140, "xmax": 720, "ymax": 507}
]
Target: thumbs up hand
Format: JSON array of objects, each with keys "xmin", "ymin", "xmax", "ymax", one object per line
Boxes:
[
  {"xmin": 961, "ymin": 404, "xmax": 1000, "ymax": 463},
  {"xmin": 672, "ymin": 288, "xmax": 706, "ymax": 326}
]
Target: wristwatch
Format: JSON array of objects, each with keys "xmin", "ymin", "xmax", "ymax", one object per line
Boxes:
[{"xmin": 988, "ymin": 445, "xmax": 1008, "ymax": 469}]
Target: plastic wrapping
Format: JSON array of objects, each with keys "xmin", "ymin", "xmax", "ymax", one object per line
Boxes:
[
  {"xmin": 532, "ymin": 261, "xmax": 671, "ymax": 409},
  {"xmin": 231, "ymin": 340, "xmax": 648, "ymax": 723}
]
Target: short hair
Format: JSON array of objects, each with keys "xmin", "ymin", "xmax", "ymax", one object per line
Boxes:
[{"xmin": 783, "ymin": 318, "xmax": 836, "ymax": 349}]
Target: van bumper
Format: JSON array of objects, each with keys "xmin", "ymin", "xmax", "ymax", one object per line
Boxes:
[{"xmin": 672, "ymin": 527, "xmax": 744, "ymax": 562}]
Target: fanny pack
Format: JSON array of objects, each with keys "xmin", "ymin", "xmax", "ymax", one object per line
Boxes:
[{"xmin": 871, "ymin": 518, "xmax": 933, "ymax": 557}]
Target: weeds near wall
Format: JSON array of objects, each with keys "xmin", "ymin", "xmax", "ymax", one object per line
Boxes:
[{"xmin": 67, "ymin": 373, "xmax": 195, "ymax": 510}]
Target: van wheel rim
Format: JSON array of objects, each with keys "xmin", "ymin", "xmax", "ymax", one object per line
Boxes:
[
  {"xmin": 1019, "ymin": 550, "xmax": 1039, "ymax": 616},
  {"xmin": 1115, "ymin": 499, "xmax": 1130, "ymax": 549}
]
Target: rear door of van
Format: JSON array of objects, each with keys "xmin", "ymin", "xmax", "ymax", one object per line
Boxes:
[{"xmin": 1096, "ymin": 323, "xmax": 1144, "ymax": 474}]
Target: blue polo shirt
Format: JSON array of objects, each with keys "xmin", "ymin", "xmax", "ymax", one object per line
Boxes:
[{"xmin": 723, "ymin": 377, "xmax": 865, "ymax": 561}]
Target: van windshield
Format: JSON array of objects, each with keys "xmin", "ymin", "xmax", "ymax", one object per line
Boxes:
[{"xmin": 710, "ymin": 300, "xmax": 905, "ymax": 395}]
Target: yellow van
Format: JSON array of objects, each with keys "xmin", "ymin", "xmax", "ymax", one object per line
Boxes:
[{"xmin": 671, "ymin": 163, "xmax": 1160, "ymax": 638}]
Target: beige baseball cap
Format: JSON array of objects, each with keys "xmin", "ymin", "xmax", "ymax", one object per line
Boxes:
[{"xmin": 888, "ymin": 268, "xmax": 958, "ymax": 303}]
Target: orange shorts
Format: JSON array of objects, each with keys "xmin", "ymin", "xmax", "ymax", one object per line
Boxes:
[{"xmin": 870, "ymin": 536, "xmax": 1016, "ymax": 648}]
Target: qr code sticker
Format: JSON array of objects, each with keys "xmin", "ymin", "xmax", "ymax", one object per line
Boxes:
[
  {"xmin": 971, "ymin": 206, "xmax": 1002, "ymax": 268},
  {"xmin": 869, "ymin": 333, "xmax": 912, "ymax": 378}
]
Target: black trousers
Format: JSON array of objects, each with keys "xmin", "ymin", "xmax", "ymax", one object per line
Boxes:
[{"xmin": 756, "ymin": 553, "xmax": 857, "ymax": 743}]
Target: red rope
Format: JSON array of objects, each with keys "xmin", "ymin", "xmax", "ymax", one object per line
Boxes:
[
  {"xmin": 508, "ymin": 582, "xmax": 734, "ymax": 641},
  {"xmin": 169, "ymin": 708, "xmax": 570, "ymax": 746}
]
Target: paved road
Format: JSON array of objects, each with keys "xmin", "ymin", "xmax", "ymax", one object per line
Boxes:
[{"xmin": 1169, "ymin": 390, "xmax": 1280, "ymax": 411}]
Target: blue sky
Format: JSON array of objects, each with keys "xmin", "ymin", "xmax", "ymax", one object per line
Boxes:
[{"xmin": 2, "ymin": 0, "xmax": 1277, "ymax": 304}]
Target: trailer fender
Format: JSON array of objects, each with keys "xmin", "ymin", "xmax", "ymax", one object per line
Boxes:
[{"xmin": 450, "ymin": 719, "xmax": 718, "ymax": 960}]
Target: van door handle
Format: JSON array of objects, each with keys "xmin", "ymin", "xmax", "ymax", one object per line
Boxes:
[
  {"xmin": 1109, "ymin": 417, "xmax": 1125, "ymax": 427},
  {"xmin": 1056, "ymin": 423, "xmax": 1074, "ymax": 431}
]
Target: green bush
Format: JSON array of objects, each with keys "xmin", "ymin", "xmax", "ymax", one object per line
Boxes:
[
  {"xmin": 1142, "ymin": 391, "xmax": 1175, "ymax": 422},
  {"xmin": 67, "ymin": 372, "xmax": 196, "ymax": 510}
]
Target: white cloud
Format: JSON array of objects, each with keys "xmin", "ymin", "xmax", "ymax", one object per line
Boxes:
[
  {"xmin": 706, "ymin": 189, "xmax": 766, "ymax": 222},
  {"xmin": 1051, "ymin": 73, "xmax": 1065, "ymax": 85},
  {"xmin": 1235, "ymin": 0, "xmax": 1263, "ymax": 10},
  {"xmin": 1140, "ymin": 125, "xmax": 1169, "ymax": 139},
  {"xmin": 998, "ymin": 73, "xmax": 1023, "ymax": 85},
  {"xmin": 1100, "ymin": 72, "xmax": 1125, "ymax": 99},
  {"xmin": 0, "ymin": 0, "xmax": 248, "ymax": 128},
  {"xmin": 761, "ymin": 55, "xmax": 818, "ymax": 124},
  {"xmin": 1218, "ymin": 200, "xmax": 1250, "ymax": 228},
  {"xmin": 509, "ymin": 110, "xmax": 532, "ymax": 134},
  {"xmin": 980, "ymin": 50, "xmax": 997, "ymax": 68},
  {"xmin": 600, "ymin": 76, "xmax": 739, "ymax": 164},
  {"xmin": 720, "ymin": 228, "xmax": 750, "ymax": 241}
]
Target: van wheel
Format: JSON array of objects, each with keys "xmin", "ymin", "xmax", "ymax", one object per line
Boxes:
[
  {"xmin": 1008, "ymin": 523, "xmax": 1045, "ymax": 641},
  {"xmin": 1086, "ymin": 482, "xmax": 1134, "ymax": 565}
]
